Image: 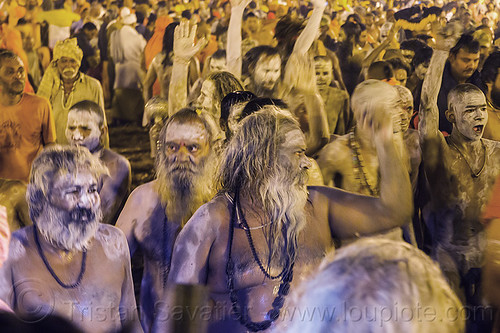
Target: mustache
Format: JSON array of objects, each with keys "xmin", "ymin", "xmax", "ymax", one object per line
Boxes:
[
  {"xmin": 168, "ymin": 161, "xmax": 197, "ymax": 173},
  {"xmin": 69, "ymin": 207, "xmax": 96, "ymax": 223}
]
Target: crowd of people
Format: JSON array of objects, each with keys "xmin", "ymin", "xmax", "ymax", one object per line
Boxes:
[{"xmin": 1, "ymin": 0, "xmax": 500, "ymax": 332}]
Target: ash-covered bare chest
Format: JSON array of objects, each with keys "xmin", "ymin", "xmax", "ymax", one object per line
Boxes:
[
  {"xmin": 136, "ymin": 203, "xmax": 181, "ymax": 263},
  {"xmin": 442, "ymin": 141, "xmax": 500, "ymax": 214}
]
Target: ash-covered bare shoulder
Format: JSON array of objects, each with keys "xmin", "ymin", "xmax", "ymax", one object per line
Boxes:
[
  {"xmin": 186, "ymin": 195, "xmax": 229, "ymax": 231},
  {"xmin": 126, "ymin": 181, "xmax": 159, "ymax": 208},
  {"xmin": 486, "ymin": 139, "xmax": 500, "ymax": 155},
  {"xmin": 94, "ymin": 224, "xmax": 129, "ymax": 260},
  {"xmin": 8, "ymin": 227, "xmax": 32, "ymax": 261},
  {"xmin": 317, "ymin": 135, "xmax": 351, "ymax": 162}
]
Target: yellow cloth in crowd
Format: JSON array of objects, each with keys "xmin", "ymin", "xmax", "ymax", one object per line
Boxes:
[
  {"xmin": 37, "ymin": 67, "xmax": 104, "ymax": 146},
  {"xmin": 35, "ymin": 9, "xmax": 80, "ymax": 27},
  {"xmin": 53, "ymin": 38, "xmax": 83, "ymax": 63}
]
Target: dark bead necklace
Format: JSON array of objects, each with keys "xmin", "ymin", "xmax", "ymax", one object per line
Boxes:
[
  {"xmin": 225, "ymin": 188, "xmax": 295, "ymax": 332},
  {"xmin": 33, "ymin": 225, "xmax": 87, "ymax": 289}
]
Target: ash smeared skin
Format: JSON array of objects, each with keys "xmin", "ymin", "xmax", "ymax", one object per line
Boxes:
[
  {"xmin": 419, "ymin": 24, "xmax": 500, "ymax": 302},
  {"xmin": 157, "ymin": 107, "xmax": 412, "ymax": 333},
  {"xmin": 317, "ymin": 81, "xmax": 419, "ymax": 245}
]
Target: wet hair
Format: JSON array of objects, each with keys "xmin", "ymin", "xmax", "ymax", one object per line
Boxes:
[
  {"xmin": 27, "ymin": 145, "xmax": 108, "ymax": 222},
  {"xmin": 244, "ymin": 45, "xmax": 280, "ymax": 75},
  {"xmin": 0, "ymin": 49, "xmax": 21, "ymax": 68},
  {"xmin": 274, "ymin": 15, "xmax": 304, "ymax": 58},
  {"xmin": 412, "ymin": 46, "xmax": 433, "ymax": 68},
  {"xmin": 161, "ymin": 22, "xmax": 180, "ymax": 67},
  {"xmin": 448, "ymin": 83, "xmax": 485, "ymax": 111},
  {"xmin": 481, "ymin": 51, "xmax": 500, "ymax": 85},
  {"xmin": 243, "ymin": 11, "xmax": 257, "ymax": 20},
  {"xmin": 82, "ymin": 22, "xmax": 97, "ymax": 31},
  {"xmin": 450, "ymin": 33, "xmax": 480, "ymax": 56},
  {"xmin": 367, "ymin": 61, "xmax": 394, "ymax": 80},
  {"xmin": 220, "ymin": 91, "xmax": 256, "ymax": 131},
  {"xmin": 205, "ymin": 71, "xmax": 244, "ymax": 112},
  {"xmin": 69, "ymin": 100, "xmax": 105, "ymax": 127},
  {"xmin": 400, "ymin": 38, "xmax": 428, "ymax": 53},
  {"xmin": 280, "ymin": 239, "xmax": 464, "ymax": 333},
  {"xmin": 211, "ymin": 49, "xmax": 226, "ymax": 61},
  {"xmin": 387, "ymin": 57, "xmax": 411, "ymax": 76},
  {"xmin": 240, "ymin": 98, "xmax": 288, "ymax": 120},
  {"xmin": 181, "ymin": 10, "xmax": 191, "ymax": 20}
]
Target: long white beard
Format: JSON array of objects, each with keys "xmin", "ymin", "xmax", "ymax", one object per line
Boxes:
[
  {"xmin": 258, "ymin": 168, "xmax": 309, "ymax": 271},
  {"xmin": 36, "ymin": 203, "xmax": 101, "ymax": 252}
]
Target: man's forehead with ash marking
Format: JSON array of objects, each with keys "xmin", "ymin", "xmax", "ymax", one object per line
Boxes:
[{"xmin": 164, "ymin": 120, "xmax": 209, "ymax": 144}]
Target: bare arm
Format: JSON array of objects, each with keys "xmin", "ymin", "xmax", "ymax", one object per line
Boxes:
[
  {"xmin": 418, "ymin": 22, "xmax": 462, "ymax": 175},
  {"xmin": 168, "ymin": 203, "xmax": 217, "ymax": 285},
  {"xmin": 100, "ymin": 156, "xmax": 131, "ymax": 225},
  {"xmin": 304, "ymin": 93, "xmax": 330, "ymax": 156},
  {"xmin": 115, "ymin": 185, "xmax": 148, "ymax": 256},
  {"xmin": 485, "ymin": 219, "xmax": 500, "ymax": 308},
  {"xmin": 168, "ymin": 21, "xmax": 206, "ymax": 116},
  {"xmin": 362, "ymin": 23, "xmax": 397, "ymax": 69},
  {"xmin": 313, "ymin": 108, "xmax": 413, "ymax": 239},
  {"xmin": 226, "ymin": 0, "xmax": 251, "ymax": 79},
  {"xmin": 292, "ymin": 0, "xmax": 326, "ymax": 56},
  {"xmin": 143, "ymin": 61, "xmax": 158, "ymax": 102}
]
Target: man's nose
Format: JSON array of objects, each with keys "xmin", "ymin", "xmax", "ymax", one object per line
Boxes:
[
  {"xmin": 78, "ymin": 191, "xmax": 97, "ymax": 208},
  {"xmin": 73, "ymin": 129, "xmax": 83, "ymax": 140},
  {"xmin": 300, "ymin": 157, "xmax": 312, "ymax": 170}
]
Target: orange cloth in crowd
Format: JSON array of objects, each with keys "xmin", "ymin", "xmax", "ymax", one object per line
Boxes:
[
  {"xmin": 74, "ymin": 2, "xmax": 90, "ymax": 16},
  {"xmin": 144, "ymin": 15, "xmax": 173, "ymax": 97},
  {"xmin": 145, "ymin": 16, "xmax": 173, "ymax": 68},
  {"xmin": 0, "ymin": 24, "xmax": 34, "ymax": 93},
  {"xmin": 483, "ymin": 175, "xmax": 500, "ymax": 222},
  {"xmin": 197, "ymin": 35, "xmax": 218, "ymax": 67},
  {"xmin": 382, "ymin": 77, "xmax": 400, "ymax": 86},
  {"xmin": 0, "ymin": 94, "xmax": 56, "ymax": 182}
]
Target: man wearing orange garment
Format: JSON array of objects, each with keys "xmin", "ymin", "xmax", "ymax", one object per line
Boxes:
[
  {"xmin": 144, "ymin": 15, "xmax": 173, "ymax": 97},
  {"xmin": 0, "ymin": 50, "xmax": 56, "ymax": 182}
]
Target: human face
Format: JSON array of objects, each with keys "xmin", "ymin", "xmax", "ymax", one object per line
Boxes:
[
  {"xmin": 401, "ymin": 49, "xmax": 415, "ymax": 65},
  {"xmin": 253, "ymin": 54, "xmax": 281, "ymax": 91},
  {"xmin": 83, "ymin": 28, "xmax": 98, "ymax": 41},
  {"xmin": 0, "ymin": 56, "xmax": 25, "ymax": 95},
  {"xmin": 245, "ymin": 17, "xmax": 260, "ymax": 33},
  {"xmin": 196, "ymin": 80, "xmax": 216, "ymax": 117},
  {"xmin": 394, "ymin": 69, "xmax": 407, "ymax": 86},
  {"xmin": 280, "ymin": 129, "xmax": 311, "ymax": 187},
  {"xmin": 490, "ymin": 72, "xmax": 500, "ymax": 108},
  {"xmin": 49, "ymin": 171, "xmax": 100, "ymax": 218},
  {"xmin": 358, "ymin": 30, "xmax": 367, "ymax": 46},
  {"xmin": 164, "ymin": 121, "xmax": 210, "ymax": 172},
  {"xmin": 449, "ymin": 49, "xmax": 480, "ymax": 82},
  {"xmin": 209, "ymin": 57, "xmax": 227, "ymax": 73},
  {"xmin": 57, "ymin": 56, "xmax": 80, "ymax": 81},
  {"xmin": 452, "ymin": 91, "xmax": 488, "ymax": 141},
  {"xmin": 66, "ymin": 110, "xmax": 102, "ymax": 152},
  {"xmin": 415, "ymin": 62, "xmax": 429, "ymax": 80},
  {"xmin": 315, "ymin": 59, "xmax": 333, "ymax": 87},
  {"xmin": 227, "ymin": 103, "xmax": 245, "ymax": 135}
]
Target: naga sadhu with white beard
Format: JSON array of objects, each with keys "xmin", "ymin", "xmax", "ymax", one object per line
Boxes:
[
  {"xmin": 0, "ymin": 146, "xmax": 141, "ymax": 333},
  {"xmin": 116, "ymin": 108, "xmax": 218, "ymax": 332},
  {"xmin": 156, "ymin": 105, "xmax": 413, "ymax": 333}
]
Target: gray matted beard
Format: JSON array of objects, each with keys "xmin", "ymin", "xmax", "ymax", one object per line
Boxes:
[
  {"xmin": 36, "ymin": 203, "xmax": 102, "ymax": 252},
  {"xmin": 252, "ymin": 164, "xmax": 309, "ymax": 271},
  {"xmin": 155, "ymin": 152, "xmax": 216, "ymax": 227}
]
